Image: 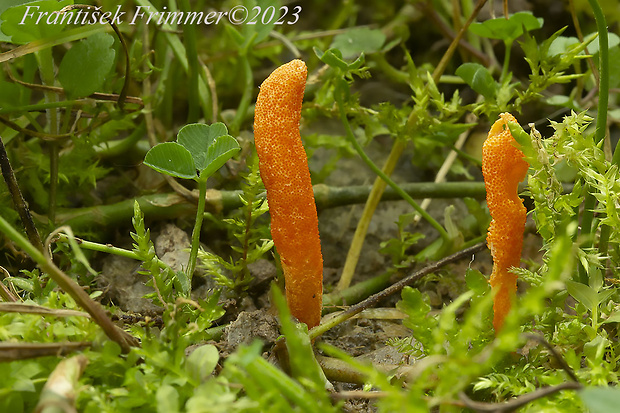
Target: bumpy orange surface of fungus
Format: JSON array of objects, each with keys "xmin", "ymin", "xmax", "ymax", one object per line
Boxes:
[
  {"xmin": 253, "ymin": 59, "xmax": 323, "ymax": 328},
  {"xmin": 482, "ymin": 112, "xmax": 529, "ymax": 332}
]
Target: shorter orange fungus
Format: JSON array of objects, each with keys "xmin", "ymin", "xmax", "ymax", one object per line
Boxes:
[
  {"xmin": 253, "ymin": 60, "xmax": 323, "ymax": 328},
  {"xmin": 482, "ymin": 112, "xmax": 529, "ymax": 332}
]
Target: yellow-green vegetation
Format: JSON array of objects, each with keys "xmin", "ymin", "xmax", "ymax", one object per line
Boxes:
[{"xmin": 1, "ymin": 0, "xmax": 620, "ymax": 412}]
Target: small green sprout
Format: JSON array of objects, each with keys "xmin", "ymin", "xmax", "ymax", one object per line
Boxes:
[{"xmin": 144, "ymin": 122, "xmax": 240, "ymax": 284}]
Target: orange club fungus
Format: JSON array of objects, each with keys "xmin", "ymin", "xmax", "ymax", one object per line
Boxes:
[
  {"xmin": 482, "ymin": 112, "xmax": 529, "ymax": 331},
  {"xmin": 253, "ymin": 59, "xmax": 323, "ymax": 328}
]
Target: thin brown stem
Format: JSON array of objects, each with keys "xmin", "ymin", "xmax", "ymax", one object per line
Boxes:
[
  {"xmin": 522, "ymin": 333, "xmax": 580, "ymax": 383},
  {"xmin": 311, "ymin": 242, "xmax": 487, "ymax": 339},
  {"xmin": 0, "ymin": 266, "xmax": 20, "ymax": 302},
  {"xmin": 329, "ymin": 390, "xmax": 389, "ymax": 400},
  {"xmin": 568, "ymin": 0, "xmax": 597, "ymax": 79},
  {"xmin": 432, "ymin": 0, "xmax": 488, "ymax": 83},
  {"xmin": 0, "ymin": 342, "xmax": 91, "ymax": 362},
  {"xmin": 0, "ymin": 302, "xmax": 89, "ymax": 318},
  {"xmin": 0, "ymin": 135, "xmax": 44, "ymax": 252},
  {"xmin": 459, "ymin": 382, "xmax": 582, "ymax": 412},
  {"xmin": 3, "ymin": 67, "xmax": 143, "ymax": 105},
  {"xmin": 416, "ymin": 1, "xmax": 490, "ymax": 66},
  {"xmin": 40, "ymin": 239, "xmax": 139, "ymax": 352}
]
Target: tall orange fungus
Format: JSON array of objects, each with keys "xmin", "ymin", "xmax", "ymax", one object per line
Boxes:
[
  {"xmin": 253, "ymin": 59, "xmax": 323, "ymax": 328},
  {"xmin": 482, "ymin": 113, "xmax": 529, "ymax": 331}
]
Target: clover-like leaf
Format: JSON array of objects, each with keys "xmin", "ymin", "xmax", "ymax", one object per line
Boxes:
[
  {"xmin": 58, "ymin": 32, "xmax": 116, "ymax": 98},
  {"xmin": 177, "ymin": 122, "xmax": 229, "ymax": 171},
  {"xmin": 145, "ymin": 122, "xmax": 240, "ymax": 182},
  {"xmin": 0, "ymin": 0, "xmax": 73, "ymax": 44},
  {"xmin": 548, "ymin": 35, "xmax": 580, "ymax": 57},
  {"xmin": 470, "ymin": 11, "xmax": 543, "ymax": 42},
  {"xmin": 200, "ymin": 135, "xmax": 241, "ymax": 179},
  {"xmin": 143, "ymin": 142, "xmax": 197, "ymax": 180},
  {"xmin": 587, "ymin": 32, "xmax": 620, "ymax": 55},
  {"xmin": 330, "ymin": 27, "xmax": 386, "ymax": 59},
  {"xmin": 0, "ymin": 0, "xmax": 32, "ymax": 42}
]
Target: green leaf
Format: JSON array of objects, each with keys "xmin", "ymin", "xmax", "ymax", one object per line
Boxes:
[
  {"xmin": 175, "ymin": 122, "xmax": 240, "ymax": 180},
  {"xmin": 173, "ymin": 270, "xmax": 190, "ymax": 297},
  {"xmin": 603, "ymin": 311, "xmax": 620, "ymax": 324},
  {"xmin": 597, "ymin": 288, "xmax": 615, "ymax": 304},
  {"xmin": 455, "ymin": 62, "xmax": 497, "ymax": 99},
  {"xmin": 226, "ymin": 341, "xmax": 325, "ymax": 411},
  {"xmin": 239, "ymin": 0, "xmax": 279, "ymax": 47},
  {"xmin": 469, "ymin": 11, "xmax": 543, "ymax": 42},
  {"xmin": 185, "ymin": 344, "xmax": 219, "ymax": 383},
  {"xmin": 580, "ymin": 387, "xmax": 620, "ymax": 413},
  {"xmin": 545, "ymin": 94, "xmax": 582, "ymax": 110},
  {"xmin": 397, "ymin": 286, "xmax": 434, "ymax": 349},
  {"xmin": 465, "ymin": 268, "xmax": 490, "ymax": 294},
  {"xmin": 548, "ymin": 36, "xmax": 580, "ymax": 56},
  {"xmin": 0, "ymin": 0, "xmax": 32, "ymax": 42},
  {"xmin": 566, "ymin": 279, "xmax": 598, "ymax": 312},
  {"xmin": 507, "ymin": 121, "xmax": 538, "ymax": 160},
  {"xmin": 330, "ymin": 27, "xmax": 386, "ymax": 59},
  {"xmin": 509, "ymin": 11, "xmax": 544, "ymax": 34},
  {"xmin": 313, "ymin": 47, "xmax": 349, "ymax": 71},
  {"xmin": 588, "ymin": 32, "xmax": 620, "ymax": 55},
  {"xmin": 156, "ymin": 384, "xmax": 179, "ymax": 413},
  {"xmin": 0, "ymin": 393, "xmax": 24, "ymax": 413},
  {"xmin": 200, "ymin": 135, "xmax": 240, "ymax": 178},
  {"xmin": 348, "ymin": 53, "xmax": 366, "ymax": 70},
  {"xmin": 0, "ymin": 0, "xmax": 74, "ymax": 44},
  {"xmin": 60, "ymin": 227, "xmax": 97, "ymax": 276},
  {"xmin": 272, "ymin": 286, "xmax": 326, "ymax": 389},
  {"xmin": 177, "ymin": 123, "xmax": 228, "ymax": 171},
  {"xmin": 0, "ymin": 72, "xmax": 24, "ymax": 108},
  {"xmin": 58, "ymin": 32, "xmax": 116, "ymax": 98},
  {"xmin": 608, "ymin": 47, "xmax": 620, "ymax": 89},
  {"xmin": 144, "ymin": 142, "xmax": 197, "ymax": 180},
  {"xmin": 443, "ymin": 204, "xmax": 463, "ymax": 243},
  {"xmin": 6, "ymin": 277, "xmax": 34, "ymax": 292},
  {"xmin": 223, "ymin": 23, "xmax": 245, "ymax": 47}
]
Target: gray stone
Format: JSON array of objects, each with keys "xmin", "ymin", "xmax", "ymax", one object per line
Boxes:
[{"xmin": 224, "ymin": 309, "xmax": 279, "ymax": 350}]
